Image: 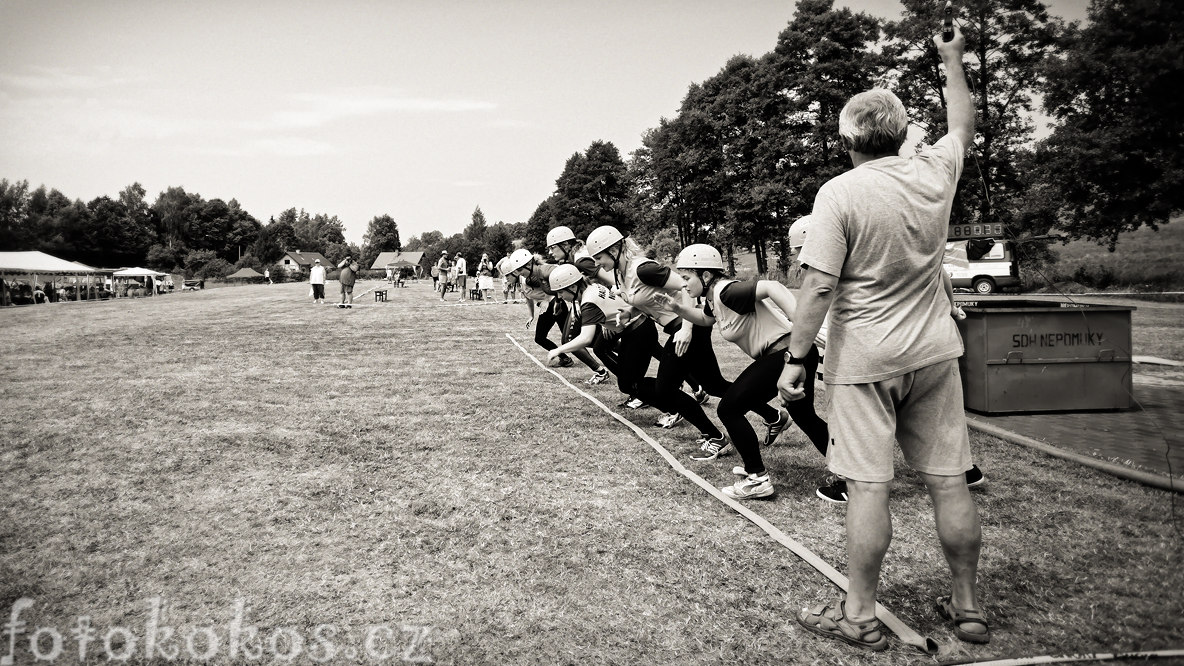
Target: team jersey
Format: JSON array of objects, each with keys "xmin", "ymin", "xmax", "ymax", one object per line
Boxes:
[
  {"xmin": 521, "ymin": 263, "xmax": 558, "ymax": 301},
  {"xmin": 705, "ymin": 279, "xmax": 792, "ymax": 359},
  {"xmin": 619, "ymin": 257, "xmax": 680, "ymax": 328},
  {"xmin": 577, "ymin": 282, "xmax": 635, "ymax": 335}
]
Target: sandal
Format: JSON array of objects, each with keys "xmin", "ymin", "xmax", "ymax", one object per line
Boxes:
[
  {"xmin": 935, "ymin": 596, "xmax": 991, "ymax": 644},
  {"xmin": 796, "ymin": 599, "xmax": 889, "ymax": 651}
]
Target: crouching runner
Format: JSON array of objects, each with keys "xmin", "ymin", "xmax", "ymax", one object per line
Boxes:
[{"xmin": 659, "ymin": 244, "xmax": 828, "ymax": 500}]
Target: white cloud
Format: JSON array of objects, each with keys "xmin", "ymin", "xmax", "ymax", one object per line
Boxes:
[
  {"xmin": 257, "ymin": 90, "xmax": 497, "ymax": 130},
  {"xmin": 0, "ymin": 66, "xmax": 145, "ymax": 93}
]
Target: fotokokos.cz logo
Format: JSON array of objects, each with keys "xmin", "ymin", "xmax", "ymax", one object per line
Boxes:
[{"xmin": 3, "ymin": 597, "xmax": 434, "ymax": 663}]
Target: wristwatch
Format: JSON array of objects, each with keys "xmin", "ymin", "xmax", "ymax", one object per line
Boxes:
[{"xmin": 784, "ymin": 350, "xmax": 805, "ymax": 365}]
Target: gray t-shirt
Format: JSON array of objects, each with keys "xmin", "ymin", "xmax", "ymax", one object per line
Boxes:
[{"xmin": 799, "ymin": 134, "xmax": 965, "ymax": 384}]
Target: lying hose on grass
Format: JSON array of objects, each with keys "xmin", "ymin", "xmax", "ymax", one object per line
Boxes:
[{"xmin": 508, "ymin": 332, "xmax": 941, "ymax": 655}]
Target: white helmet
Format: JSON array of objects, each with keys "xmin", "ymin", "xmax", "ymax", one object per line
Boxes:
[
  {"xmin": 546, "ymin": 226, "xmax": 577, "ymax": 248},
  {"xmin": 676, "ymin": 244, "xmax": 724, "ymax": 271},
  {"xmin": 548, "ymin": 264, "xmax": 584, "ymax": 292},
  {"xmin": 505, "ymin": 248, "xmax": 534, "ymax": 273},
  {"xmin": 585, "ymin": 225, "xmax": 624, "ymax": 257},
  {"xmin": 789, "ymin": 215, "xmax": 813, "ymax": 250}
]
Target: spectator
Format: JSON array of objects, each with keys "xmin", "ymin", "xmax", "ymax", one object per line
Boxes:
[
  {"xmin": 337, "ymin": 255, "xmax": 357, "ymax": 308},
  {"xmin": 782, "ymin": 26, "xmax": 986, "ymax": 651},
  {"xmin": 309, "ymin": 259, "xmax": 326, "ymax": 304},
  {"xmin": 454, "ymin": 253, "xmax": 468, "ymax": 301}
]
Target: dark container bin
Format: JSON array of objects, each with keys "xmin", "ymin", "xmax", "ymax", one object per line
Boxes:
[{"xmin": 955, "ymin": 299, "xmax": 1135, "ymax": 414}]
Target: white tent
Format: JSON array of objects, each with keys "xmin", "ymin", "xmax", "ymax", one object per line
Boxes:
[
  {"xmin": 112, "ymin": 267, "xmax": 166, "ymax": 297},
  {"xmin": 0, "ymin": 251, "xmax": 99, "ymax": 305},
  {"xmin": 113, "ymin": 267, "xmax": 166, "ymax": 277},
  {"xmin": 0, "ymin": 251, "xmax": 96, "ymax": 275}
]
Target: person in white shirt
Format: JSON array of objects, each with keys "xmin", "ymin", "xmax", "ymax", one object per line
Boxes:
[{"xmin": 308, "ymin": 259, "xmax": 326, "ymax": 304}]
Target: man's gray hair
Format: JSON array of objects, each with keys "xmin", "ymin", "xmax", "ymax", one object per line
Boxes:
[{"xmin": 838, "ymin": 89, "xmax": 909, "ymax": 155}]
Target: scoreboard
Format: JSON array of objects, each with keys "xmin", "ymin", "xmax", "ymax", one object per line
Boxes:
[{"xmin": 948, "ymin": 222, "xmax": 1005, "ymax": 241}]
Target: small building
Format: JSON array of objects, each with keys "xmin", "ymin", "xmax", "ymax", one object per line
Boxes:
[
  {"xmin": 280, "ymin": 250, "xmax": 330, "ymax": 274},
  {"xmin": 370, "ymin": 251, "xmax": 427, "ymax": 279}
]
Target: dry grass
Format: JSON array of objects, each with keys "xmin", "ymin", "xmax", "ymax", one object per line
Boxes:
[{"xmin": 1, "ymin": 281, "xmax": 1182, "ymax": 665}]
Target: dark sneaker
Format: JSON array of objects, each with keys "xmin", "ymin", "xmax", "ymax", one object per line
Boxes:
[
  {"xmin": 690, "ymin": 436, "xmax": 731, "ymax": 461},
  {"xmin": 557, "ymin": 356, "xmax": 574, "ymax": 368},
  {"xmin": 763, "ymin": 408, "xmax": 791, "ymax": 447},
  {"xmin": 966, "ymin": 465, "xmax": 986, "ymax": 488},
  {"xmin": 817, "ymin": 477, "xmax": 849, "ymax": 504},
  {"xmin": 692, "ymin": 389, "xmax": 710, "ymax": 405},
  {"xmin": 722, "ymin": 473, "xmax": 774, "ymax": 500}
]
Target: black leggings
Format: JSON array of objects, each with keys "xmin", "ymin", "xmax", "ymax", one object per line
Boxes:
[
  {"xmin": 534, "ymin": 299, "xmax": 601, "ymax": 371},
  {"xmin": 616, "ymin": 320, "xmax": 722, "ymax": 438},
  {"xmin": 720, "ymin": 344, "xmax": 828, "ymax": 476}
]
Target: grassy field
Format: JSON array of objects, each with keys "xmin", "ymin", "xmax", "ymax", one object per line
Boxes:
[
  {"xmin": 1042, "ymin": 220, "xmax": 1184, "ymax": 292},
  {"xmin": 1, "ymin": 281, "xmax": 1182, "ymax": 665}
]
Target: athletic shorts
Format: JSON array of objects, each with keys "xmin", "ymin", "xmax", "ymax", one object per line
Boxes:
[
  {"xmin": 826, "ymin": 358, "xmax": 972, "ymax": 483},
  {"xmin": 340, "ymin": 283, "xmax": 354, "ymax": 295}
]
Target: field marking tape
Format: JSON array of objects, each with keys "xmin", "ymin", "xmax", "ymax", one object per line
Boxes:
[
  {"xmin": 938, "ymin": 648, "xmax": 1184, "ymax": 665},
  {"xmin": 506, "ymin": 333, "xmax": 938, "ymax": 655}
]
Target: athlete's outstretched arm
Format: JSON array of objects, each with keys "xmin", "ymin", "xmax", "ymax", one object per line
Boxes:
[{"xmin": 548, "ymin": 325, "xmax": 598, "ymax": 361}]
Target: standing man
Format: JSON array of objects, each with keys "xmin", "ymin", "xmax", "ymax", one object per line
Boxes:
[
  {"xmin": 781, "ymin": 26, "xmax": 987, "ymax": 650},
  {"xmin": 454, "ymin": 253, "xmax": 468, "ymax": 300},
  {"xmin": 337, "ymin": 255, "xmax": 357, "ymax": 308},
  {"xmin": 264, "ymin": 267, "xmax": 273, "ymax": 285},
  {"xmin": 436, "ymin": 251, "xmax": 453, "ymax": 301},
  {"xmin": 309, "ymin": 259, "xmax": 326, "ymax": 304}
]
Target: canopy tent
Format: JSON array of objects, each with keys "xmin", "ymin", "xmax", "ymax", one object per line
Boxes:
[
  {"xmin": 0, "ymin": 251, "xmax": 96, "ymax": 276},
  {"xmin": 226, "ymin": 267, "xmax": 264, "ymax": 279},
  {"xmin": 113, "ymin": 267, "xmax": 166, "ymax": 277},
  {"xmin": 111, "ymin": 267, "xmax": 167, "ymax": 297},
  {"xmin": 0, "ymin": 251, "xmax": 102, "ymax": 306}
]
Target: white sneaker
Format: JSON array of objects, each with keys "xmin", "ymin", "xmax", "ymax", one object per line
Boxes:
[
  {"xmin": 722, "ymin": 473, "xmax": 774, "ymax": 500},
  {"xmin": 585, "ymin": 368, "xmax": 610, "ymax": 385},
  {"xmin": 690, "ymin": 436, "xmax": 730, "ymax": 461},
  {"xmin": 655, "ymin": 412, "xmax": 683, "ymax": 428}
]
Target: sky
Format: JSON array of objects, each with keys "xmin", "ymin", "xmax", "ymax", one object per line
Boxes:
[{"xmin": 0, "ymin": 0, "xmax": 1089, "ymax": 247}]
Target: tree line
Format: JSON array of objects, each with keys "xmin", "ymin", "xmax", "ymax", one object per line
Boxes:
[{"xmin": 2, "ymin": 0, "xmax": 1179, "ymax": 277}]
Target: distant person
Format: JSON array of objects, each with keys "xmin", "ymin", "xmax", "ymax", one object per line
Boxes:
[
  {"xmin": 309, "ymin": 259, "xmax": 326, "ymax": 304},
  {"xmin": 264, "ymin": 268, "xmax": 272, "ymax": 285},
  {"xmin": 436, "ymin": 251, "xmax": 453, "ymax": 300},
  {"xmin": 337, "ymin": 255, "xmax": 357, "ymax": 308},
  {"xmin": 497, "ymin": 255, "xmax": 517, "ymax": 303},
  {"xmin": 783, "ymin": 26, "xmax": 989, "ymax": 651},
  {"xmin": 454, "ymin": 253, "xmax": 468, "ymax": 300}
]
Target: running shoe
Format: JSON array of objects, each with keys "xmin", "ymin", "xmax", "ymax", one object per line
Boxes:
[
  {"xmin": 722, "ymin": 473, "xmax": 774, "ymax": 500},
  {"xmin": 621, "ymin": 397, "xmax": 647, "ymax": 410},
  {"xmin": 656, "ymin": 412, "xmax": 682, "ymax": 428},
  {"xmin": 585, "ymin": 368, "xmax": 610, "ymax": 385},
  {"xmin": 762, "ymin": 408, "xmax": 791, "ymax": 447},
  {"xmin": 557, "ymin": 356, "xmax": 574, "ymax": 368},
  {"xmin": 732, "ymin": 465, "xmax": 751, "ymax": 477},
  {"xmin": 690, "ymin": 436, "xmax": 731, "ymax": 461},
  {"xmin": 692, "ymin": 389, "xmax": 710, "ymax": 405},
  {"xmin": 816, "ymin": 477, "xmax": 849, "ymax": 504},
  {"xmin": 966, "ymin": 465, "xmax": 986, "ymax": 488}
]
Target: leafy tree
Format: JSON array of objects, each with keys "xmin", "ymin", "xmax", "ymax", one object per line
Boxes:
[
  {"xmin": 85, "ymin": 195, "xmax": 155, "ymax": 266},
  {"xmin": 539, "ymin": 141, "xmax": 632, "ymax": 248},
  {"xmin": 483, "ymin": 222, "xmax": 515, "ymax": 262},
  {"xmin": 0, "ymin": 179, "xmax": 32, "ymax": 249},
  {"xmin": 885, "ymin": 0, "xmax": 1063, "ymax": 242},
  {"xmin": 152, "ymin": 186, "xmax": 202, "ymax": 250},
  {"xmin": 1037, "ymin": 0, "xmax": 1184, "ymax": 247},
  {"xmin": 361, "ymin": 214, "xmax": 402, "ymax": 270},
  {"xmin": 146, "ymin": 244, "xmax": 183, "ymax": 271}
]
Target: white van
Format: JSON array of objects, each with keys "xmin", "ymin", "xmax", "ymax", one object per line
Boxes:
[{"xmin": 944, "ymin": 239, "xmax": 1020, "ymax": 294}]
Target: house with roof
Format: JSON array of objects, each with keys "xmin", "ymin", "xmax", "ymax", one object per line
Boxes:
[
  {"xmin": 279, "ymin": 250, "xmax": 331, "ymax": 274},
  {"xmin": 370, "ymin": 251, "xmax": 428, "ymax": 278}
]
